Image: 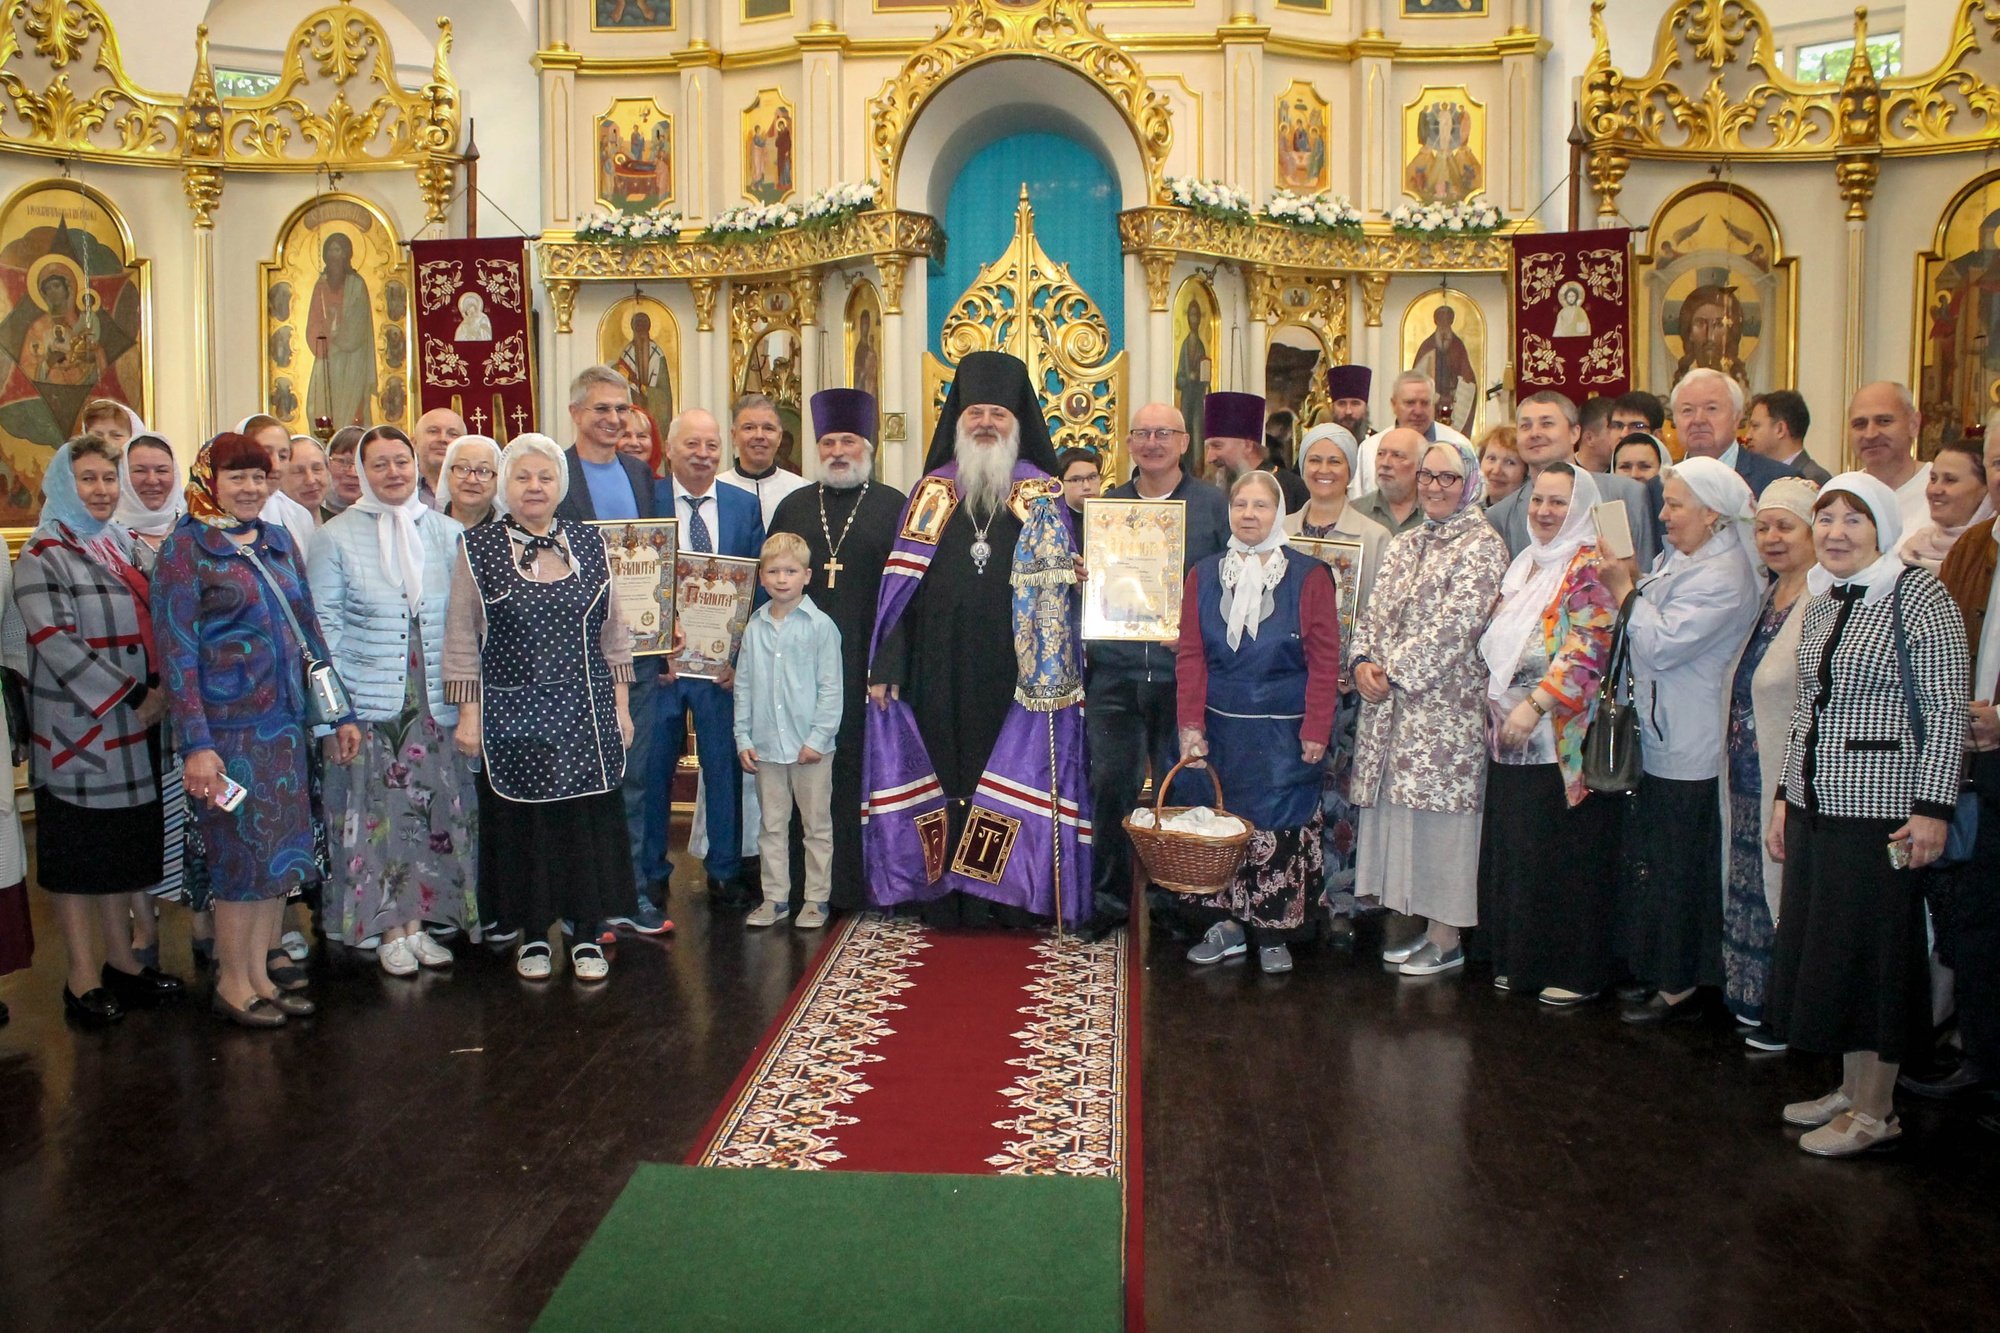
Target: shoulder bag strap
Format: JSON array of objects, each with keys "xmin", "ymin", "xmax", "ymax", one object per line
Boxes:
[
  {"xmin": 1889, "ymin": 566, "xmax": 1925, "ymax": 751},
  {"xmin": 1597, "ymin": 590, "xmax": 1638, "ymax": 705},
  {"xmin": 237, "ymin": 544, "xmax": 320, "ymax": 665}
]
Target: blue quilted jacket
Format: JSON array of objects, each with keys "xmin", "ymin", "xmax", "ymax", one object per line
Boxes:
[{"xmin": 307, "ymin": 507, "xmax": 464, "ymax": 723}]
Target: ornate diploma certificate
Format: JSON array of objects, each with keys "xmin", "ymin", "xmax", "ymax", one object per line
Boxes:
[
  {"xmin": 1081, "ymin": 498, "xmax": 1187, "ymax": 642},
  {"xmin": 1290, "ymin": 535, "xmax": 1366, "ymax": 643},
  {"xmin": 589, "ymin": 519, "xmax": 679, "ymax": 657},
  {"xmin": 671, "ymin": 551, "xmax": 758, "ymax": 680}
]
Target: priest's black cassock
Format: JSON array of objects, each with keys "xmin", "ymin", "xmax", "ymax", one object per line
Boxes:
[
  {"xmin": 866, "ymin": 351, "xmax": 1064, "ymax": 927},
  {"xmin": 767, "ymin": 393, "xmax": 904, "ymax": 911}
]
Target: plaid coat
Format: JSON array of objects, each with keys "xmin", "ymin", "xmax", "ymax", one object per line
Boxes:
[{"xmin": 12, "ymin": 523, "xmax": 159, "ymax": 808}]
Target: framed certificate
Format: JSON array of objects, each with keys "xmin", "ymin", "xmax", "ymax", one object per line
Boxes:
[
  {"xmin": 589, "ymin": 519, "xmax": 679, "ymax": 657},
  {"xmin": 1291, "ymin": 536, "xmax": 1365, "ymax": 642},
  {"xmin": 672, "ymin": 551, "xmax": 759, "ymax": 680},
  {"xmin": 1081, "ymin": 498, "xmax": 1187, "ymax": 642}
]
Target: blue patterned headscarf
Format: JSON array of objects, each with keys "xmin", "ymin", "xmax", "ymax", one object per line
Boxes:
[{"xmin": 39, "ymin": 437, "xmax": 139, "ymax": 575}]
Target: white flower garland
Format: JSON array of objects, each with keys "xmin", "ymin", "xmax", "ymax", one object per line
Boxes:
[
  {"xmin": 1164, "ymin": 175, "xmax": 1255, "ymax": 221},
  {"xmin": 1387, "ymin": 199, "xmax": 1505, "ymax": 235},
  {"xmin": 577, "ymin": 204, "xmax": 685, "ymax": 244},
  {"xmin": 1265, "ymin": 190, "xmax": 1363, "ymax": 234},
  {"xmin": 706, "ymin": 180, "xmax": 880, "ymax": 242}
]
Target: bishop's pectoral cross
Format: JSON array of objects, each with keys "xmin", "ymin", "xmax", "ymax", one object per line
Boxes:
[{"xmin": 822, "ymin": 555, "xmax": 844, "ymax": 588}]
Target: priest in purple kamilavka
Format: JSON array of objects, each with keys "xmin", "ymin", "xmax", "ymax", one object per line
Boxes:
[{"xmin": 862, "ymin": 351, "xmax": 1092, "ymax": 929}]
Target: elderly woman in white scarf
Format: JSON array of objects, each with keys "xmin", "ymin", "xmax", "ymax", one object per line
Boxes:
[
  {"xmin": 1282, "ymin": 422, "xmax": 1394, "ymax": 913},
  {"xmin": 1476, "ymin": 463, "xmax": 1622, "ymax": 1005},
  {"xmin": 307, "ymin": 424, "xmax": 476, "ymax": 975},
  {"xmin": 1176, "ymin": 470, "xmax": 1344, "ymax": 976},
  {"xmin": 1351, "ymin": 437, "xmax": 1511, "ymax": 977},
  {"xmin": 1599, "ymin": 456, "xmax": 1764, "ymax": 1025},
  {"xmin": 1763, "ymin": 473, "xmax": 1967, "ymax": 1157},
  {"xmin": 439, "ymin": 434, "xmax": 504, "ymax": 528}
]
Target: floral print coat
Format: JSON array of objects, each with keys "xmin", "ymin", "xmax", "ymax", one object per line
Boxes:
[{"xmin": 1348, "ymin": 505, "xmax": 1509, "ymax": 815}]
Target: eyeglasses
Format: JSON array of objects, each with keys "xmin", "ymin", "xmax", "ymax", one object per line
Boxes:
[
  {"xmin": 1415, "ymin": 469, "xmax": 1465, "ymax": 488},
  {"xmin": 1065, "ymin": 472, "xmax": 1100, "ymax": 485},
  {"xmin": 1127, "ymin": 428, "xmax": 1187, "ymax": 443},
  {"xmin": 449, "ymin": 464, "xmax": 498, "ymax": 481}
]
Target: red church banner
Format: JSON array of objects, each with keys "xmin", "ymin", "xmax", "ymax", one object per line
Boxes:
[
  {"xmin": 410, "ymin": 237, "xmax": 537, "ymax": 441},
  {"xmin": 1510, "ymin": 228, "xmax": 1632, "ymax": 404}
]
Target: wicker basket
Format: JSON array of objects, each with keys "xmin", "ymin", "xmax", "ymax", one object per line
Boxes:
[{"xmin": 1122, "ymin": 754, "xmax": 1252, "ymax": 896}]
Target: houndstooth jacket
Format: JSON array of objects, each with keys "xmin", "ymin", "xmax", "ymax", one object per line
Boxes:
[
  {"xmin": 11, "ymin": 523, "xmax": 160, "ymax": 809},
  {"xmin": 1777, "ymin": 567, "xmax": 1967, "ymax": 822}
]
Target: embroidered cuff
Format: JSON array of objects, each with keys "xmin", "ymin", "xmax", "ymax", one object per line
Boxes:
[{"xmin": 444, "ymin": 680, "xmax": 480, "ymax": 704}]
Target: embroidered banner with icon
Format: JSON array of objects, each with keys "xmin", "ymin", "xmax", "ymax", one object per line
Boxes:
[
  {"xmin": 1510, "ymin": 228, "xmax": 1632, "ymax": 403},
  {"xmin": 410, "ymin": 236, "xmax": 537, "ymax": 440}
]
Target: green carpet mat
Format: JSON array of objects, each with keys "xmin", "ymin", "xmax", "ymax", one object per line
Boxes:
[{"xmin": 535, "ymin": 1164, "xmax": 1125, "ymax": 1332}]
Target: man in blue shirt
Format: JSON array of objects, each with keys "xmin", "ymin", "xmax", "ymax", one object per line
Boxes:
[
  {"xmin": 1082, "ymin": 402, "xmax": 1230, "ymax": 938},
  {"xmin": 556, "ymin": 365, "xmax": 671, "ymax": 935}
]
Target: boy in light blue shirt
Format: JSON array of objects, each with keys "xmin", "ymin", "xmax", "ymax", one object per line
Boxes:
[{"xmin": 734, "ymin": 532, "xmax": 844, "ymax": 928}]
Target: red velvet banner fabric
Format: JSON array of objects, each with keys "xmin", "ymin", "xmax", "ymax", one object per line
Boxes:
[
  {"xmin": 409, "ymin": 237, "xmax": 536, "ymax": 440},
  {"xmin": 1511, "ymin": 228, "xmax": 1633, "ymax": 403}
]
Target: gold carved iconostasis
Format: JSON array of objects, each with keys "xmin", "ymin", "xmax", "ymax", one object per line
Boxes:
[
  {"xmin": 536, "ymin": 0, "xmax": 1540, "ymax": 488},
  {"xmin": 0, "ymin": 1, "xmax": 465, "ymax": 542},
  {"xmin": 1582, "ymin": 0, "xmax": 2000, "ymax": 469}
]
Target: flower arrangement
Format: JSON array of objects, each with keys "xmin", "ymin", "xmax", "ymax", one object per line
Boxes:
[
  {"xmin": 706, "ymin": 180, "xmax": 880, "ymax": 242},
  {"xmin": 1164, "ymin": 175, "xmax": 1255, "ymax": 223},
  {"xmin": 1387, "ymin": 199, "xmax": 1505, "ymax": 235},
  {"xmin": 576, "ymin": 205, "xmax": 684, "ymax": 244},
  {"xmin": 1265, "ymin": 190, "xmax": 1364, "ymax": 237}
]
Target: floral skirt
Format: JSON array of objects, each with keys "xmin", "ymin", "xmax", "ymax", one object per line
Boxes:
[
  {"xmin": 1205, "ymin": 809, "xmax": 1324, "ymax": 934},
  {"xmin": 1318, "ymin": 692, "xmax": 1362, "ymax": 909},
  {"xmin": 321, "ymin": 706, "xmax": 478, "ymax": 943},
  {"xmin": 1722, "ymin": 788, "xmax": 1778, "ymax": 1023}
]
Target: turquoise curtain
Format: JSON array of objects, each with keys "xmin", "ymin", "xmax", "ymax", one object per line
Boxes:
[{"xmin": 928, "ymin": 131, "xmax": 1124, "ymax": 358}]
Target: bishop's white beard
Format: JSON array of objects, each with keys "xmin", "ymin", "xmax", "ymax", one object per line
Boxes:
[
  {"xmin": 822, "ymin": 451, "xmax": 873, "ymax": 490},
  {"xmin": 954, "ymin": 419, "xmax": 1021, "ymax": 514}
]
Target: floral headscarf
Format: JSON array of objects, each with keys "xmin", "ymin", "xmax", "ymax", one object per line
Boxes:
[
  {"xmin": 186, "ymin": 432, "xmax": 268, "ymax": 530},
  {"xmin": 1420, "ymin": 436, "xmax": 1486, "ymax": 521}
]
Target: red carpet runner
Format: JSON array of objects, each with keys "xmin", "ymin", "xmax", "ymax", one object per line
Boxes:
[{"xmin": 688, "ymin": 916, "xmax": 1141, "ymax": 1323}]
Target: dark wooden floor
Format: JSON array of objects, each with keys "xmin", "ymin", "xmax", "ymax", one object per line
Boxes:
[{"xmin": 3, "ymin": 849, "xmax": 1997, "ymax": 1332}]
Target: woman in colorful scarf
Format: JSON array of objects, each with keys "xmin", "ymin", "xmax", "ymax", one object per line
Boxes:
[
  {"xmin": 13, "ymin": 437, "xmax": 185, "ymax": 1025},
  {"xmin": 1178, "ymin": 470, "xmax": 1343, "ymax": 976},
  {"xmin": 152, "ymin": 431, "xmax": 359, "ymax": 1028}
]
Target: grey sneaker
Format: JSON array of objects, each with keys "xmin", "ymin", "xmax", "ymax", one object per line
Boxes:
[
  {"xmin": 1380, "ymin": 935, "xmax": 1430, "ymax": 965},
  {"xmin": 1186, "ymin": 920, "xmax": 1247, "ymax": 965},
  {"xmin": 1258, "ymin": 944, "xmax": 1293, "ymax": 974},
  {"xmin": 1398, "ymin": 941, "xmax": 1465, "ymax": 976}
]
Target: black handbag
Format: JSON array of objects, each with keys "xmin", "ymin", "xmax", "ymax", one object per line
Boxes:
[{"xmin": 1582, "ymin": 593, "xmax": 1642, "ymax": 796}]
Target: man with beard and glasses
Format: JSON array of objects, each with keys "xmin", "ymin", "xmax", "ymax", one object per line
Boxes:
[
  {"xmin": 865, "ymin": 352, "xmax": 1091, "ymax": 930},
  {"xmin": 767, "ymin": 389, "xmax": 906, "ymax": 913}
]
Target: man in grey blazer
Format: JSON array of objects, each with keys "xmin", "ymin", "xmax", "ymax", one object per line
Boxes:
[
  {"xmin": 1486, "ymin": 390, "xmax": 1660, "ymax": 568},
  {"xmin": 1746, "ymin": 389, "xmax": 1833, "ymax": 486}
]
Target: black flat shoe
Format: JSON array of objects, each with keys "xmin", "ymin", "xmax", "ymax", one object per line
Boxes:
[
  {"xmin": 1620, "ymin": 992, "xmax": 1705, "ymax": 1026},
  {"xmin": 0, "ymin": 998, "xmax": 10, "ymax": 1026},
  {"xmin": 63, "ymin": 986, "xmax": 124, "ymax": 1027},
  {"xmin": 264, "ymin": 991, "xmax": 317, "ymax": 1018},
  {"xmin": 211, "ymin": 990, "xmax": 286, "ymax": 1029},
  {"xmin": 101, "ymin": 963, "xmax": 186, "ymax": 1008},
  {"xmin": 191, "ymin": 937, "xmax": 217, "ymax": 970},
  {"xmin": 1898, "ymin": 1060, "xmax": 1991, "ymax": 1101},
  {"xmin": 265, "ymin": 949, "xmax": 310, "ymax": 992}
]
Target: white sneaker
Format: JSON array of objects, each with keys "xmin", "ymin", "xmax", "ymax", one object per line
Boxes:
[
  {"xmin": 746, "ymin": 901, "xmax": 791, "ymax": 928},
  {"xmin": 408, "ymin": 931, "xmax": 454, "ymax": 969},
  {"xmin": 280, "ymin": 929, "xmax": 310, "ymax": 962},
  {"xmin": 795, "ymin": 903, "xmax": 830, "ymax": 930},
  {"xmin": 1380, "ymin": 935, "xmax": 1430, "ymax": 965},
  {"xmin": 378, "ymin": 935, "xmax": 418, "ymax": 977}
]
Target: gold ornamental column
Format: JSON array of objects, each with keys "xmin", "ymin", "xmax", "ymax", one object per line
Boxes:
[
  {"xmin": 1834, "ymin": 29, "xmax": 1882, "ymax": 420},
  {"xmin": 877, "ymin": 257, "xmax": 914, "ymax": 488},
  {"xmin": 183, "ymin": 32, "xmax": 226, "ymax": 445}
]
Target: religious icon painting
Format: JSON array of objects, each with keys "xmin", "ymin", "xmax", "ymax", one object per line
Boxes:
[
  {"xmin": 1913, "ymin": 170, "xmax": 2000, "ymax": 457},
  {"xmin": 900, "ymin": 474, "xmax": 959, "ymax": 545},
  {"xmin": 1402, "ymin": 0, "xmax": 1488, "ymax": 15},
  {"xmin": 592, "ymin": 0, "xmax": 673, "ymax": 29},
  {"xmin": 1172, "ymin": 276, "xmax": 1220, "ymax": 455},
  {"xmin": 260, "ymin": 193, "xmax": 412, "ymax": 437},
  {"xmin": 599, "ymin": 294, "xmax": 679, "ymax": 457},
  {"xmin": 845, "ymin": 280, "xmax": 883, "ymax": 407},
  {"xmin": 742, "ymin": 89, "xmax": 796, "ymax": 205},
  {"xmin": 1274, "ymin": 0, "xmax": 1331, "ymax": 11},
  {"xmin": 1264, "ymin": 324, "xmax": 1328, "ymax": 466},
  {"xmin": 1402, "ymin": 289, "xmax": 1486, "ymax": 436},
  {"xmin": 1634, "ymin": 183, "xmax": 1795, "ymax": 401},
  {"xmin": 0, "ymin": 179, "xmax": 148, "ymax": 530},
  {"xmin": 1274, "ymin": 81, "xmax": 1331, "ymax": 194},
  {"xmin": 595, "ymin": 98, "xmax": 675, "ymax": 214},
  {"xmin": 742, "ymin": 0, "xmax": 792, "ymax": 19},
  {"xmin": 1402, "ymin": 86, "xmax": 1486, "ymax": 205}
]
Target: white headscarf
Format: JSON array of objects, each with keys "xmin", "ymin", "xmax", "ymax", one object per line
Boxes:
[
  {"xmin": 1479, "ymin": 466, "xmax": 1604, "ymax": 699},
  {"xmin": 499, "ymin": 432, "xmax": 571, "ymax": 509},
  {"xmin": 113, "ymin": 431, "xmax": 185, "ymax": 537},
  {"xmin": 1658, "ymin": 456, "xmax": 1757, "ymax": 584},
  {"xmin": 1218, "ymin": 471, "xmax": 1291, "ymax": 650},
  {"xmin": 1298, "ymin": 422, "xmax": 1359, "ymax": 482},
  {"xmin": 440, "ymin": 434, "xmax": 504, "ymax": 522},
  {"xmin": 352, "ymin": 427, "xmax": 431, "ymax": 616},
  {"xmin": 1806, "ymin": 470, "xmax": 1908, "ymax": 606}
]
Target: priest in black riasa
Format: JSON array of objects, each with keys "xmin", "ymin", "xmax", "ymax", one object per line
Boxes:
[{"xmin": 766, "ymin": 388, "xmax": 905, "ymax": 912}]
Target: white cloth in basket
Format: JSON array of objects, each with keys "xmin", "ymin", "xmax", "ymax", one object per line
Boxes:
[{"xmin": 1128, "ymin": 806, "xmax": 1247, "ymax": 838}]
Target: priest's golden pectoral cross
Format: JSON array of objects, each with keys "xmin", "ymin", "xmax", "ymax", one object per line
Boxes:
[{"xmin": 823, "ymin": 556, "xmax": 844, "ymax": 588}]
